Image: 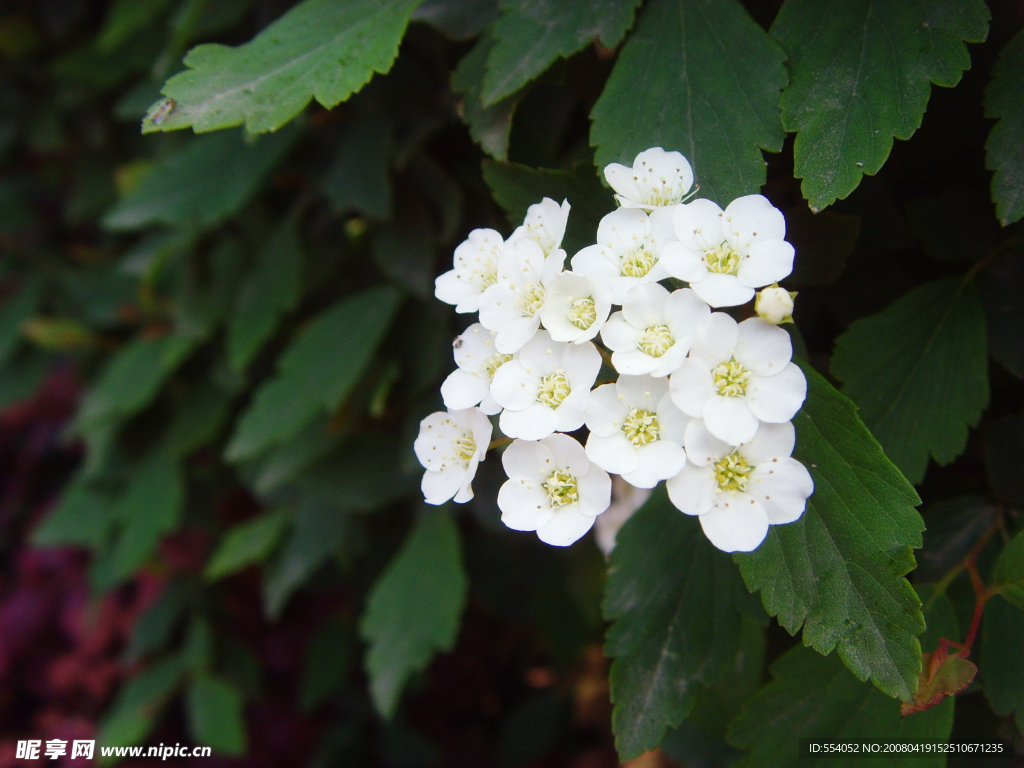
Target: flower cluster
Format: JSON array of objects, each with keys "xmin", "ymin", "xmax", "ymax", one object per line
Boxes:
[{"xmin": 417, "ymin": 148, "xmax": 813, "ymax": 553}]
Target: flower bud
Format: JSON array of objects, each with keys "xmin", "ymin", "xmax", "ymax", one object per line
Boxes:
[{"xmin": 755, "ymin": 284, "xmax": 796, "ymax": 324}]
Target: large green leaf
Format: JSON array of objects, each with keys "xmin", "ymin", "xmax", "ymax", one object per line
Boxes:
[
  {"xmin": 482, "ymin": 0, "xmax": 641, "ymax": 105},
  {"xmin": 735, "ymin": 361, "xmax": 925, "ymax": 701},
  {"xmin": 590, "ymin": 0, "xmax": 786, "ymax": 206},
  {"xmin": 97, "ymin": 656, "xmax": 184, "ymax": 765},
  {"xmin": 727, "ymin": 590, "xmax": 958, "ymax": 767},
  {"xmin": 225, "ymin": 285, "xmax": 402, "ymax": 462},
  {"xmin": 603, "ymin": 487, "xmax": 763, "ymax": 761},
  {"xmin": 993, "ymin": 530, "xmax": 1024, "ymax": 609},
  {"xmin": 186, "ymin": 675, "xmax": 248, "ymax": 756},
  {"xmin": 359, "ymin": 509, "xmax": 468, "ymax": 718},
  {"xmin": 831, "ymin": 278, "xmax": 989, "ymax": 484},
  {"xmin": 985, "ymin": 27, "xmax": 1024, "ymax": 225},
  {"xmin": 980, "ymin": 595, "xmax": 1024, "ymax": 732},
  {"xmin": 771, "ymin": 0, "xmax": 989, "ymax": 210},
  {"xmin": 205, "ymin": 509, "xmax": 289, "ymax": 581},
  {"xmin": 32, "ymin": 483, "xmax": 116, "ymax": 550},
  {"xmin": 104, "ymin": 128, "xmax": 296, "ymax": 231},
  {"xmin": 452, "ymin": 33, "xmax": 519, "ymax": 161},
  {"xmin": 143, "ymin": 0, "xmax": 419, "ymax": 134},
  {"xmin": 110, "ymin": 454, "xmax": 186, "ymax": 580}
]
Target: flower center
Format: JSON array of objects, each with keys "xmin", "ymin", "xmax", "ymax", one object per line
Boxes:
[
  {"xmin": 568, "ymin": 297, "xmax": 597, "ymax": 330},
  {"xmin": 453, "ymin": 433, "xmax": 477, "ymax": 463},
  {"xmin": 638, "ymin": 325, "xmax": 674, "ymax": 358},
  {"xmin": 622, "ymin": 408, "xmax": 659, "ymax": 446},
  {"xmin": 483, "ymin": 352, "xmax": 512, "ymax": 377},
  {"xmin": 537, "ymin": 371, "xmax": 571, "ymax": 407},
  {"xmin": 620, "ymin": 244, "xmax": 656, "ymax": 277},
  {"xmin": 478, "ymin": 266, "xmax": 498, "ymax": 290},
  {"xmin": 713, "ymin": 451, "xmax": 752, "ymax": 493},
  {"xmin": 704, "ymin": 243, "xmax": 741, "ymax": 275},
  {"xmin": 542, "ymin": 469, "xmax": 579, "ymax": 508},
  {"xmin": 516, "ymin": 283, "xmax": 546, "ymax": 316},
  {"xmin": 712, "ymin": 359, "xmax": 752, "ymax": 397}
]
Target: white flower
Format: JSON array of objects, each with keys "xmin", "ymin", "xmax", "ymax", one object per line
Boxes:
[
  {"xmin": 594, "ymin": 476, "xmax": 651, "ymax": 557},
  {"xmin": 508, "ymin": 197, "xmax": 570, "ymax": 256},
  {"xmin": 667, "ymin": 419, "xmax": 813, "ymax": 552},
  {"xmin": 755, "ymin": 284, "xmax": 796, "ymax": 324},
  {"xmin": 414, "ymin": 407, "xmax": 492, "ymax": 505},
  {"xmin": 490, "ymin": 331, "xmax": 601, "ymax": 440},
  {"xmin": 603, "ymin": 147, "xmax": 694, "ymax": 210},
  {"xmin": 670, "ymin": 314, "xmax": 807, "ymax": 446},
  {"xmin": 440, "ymin": 323, "xmax": 511, "ymax": 415},
  {"xmin": 479, "ymin": 238, "xmax": 565, "ymax": 354},
  {"xmin": 498, "ymin": 434, "xmax": 612, "ymax": 547},
  {"xmin": 584, "ymin": 374, "xmax": 690, "ymax": 489},
  {"xmin": 570, "ymin": 207, "xmax": 684, "ymax": 304},
  {"xmin": 537, "ymin": 271, "xmax": 612, "ymax": 344},
  {"xmin": 601, "ymin": 284, "xmax": 709, "ymax": 377},
  {"xmin": 434, "ymin": 228, "xmax": 506, "ymax": 313},
  {"xmin": 668, "ymin": 195, "xmax": 794, "ymax": 308}
]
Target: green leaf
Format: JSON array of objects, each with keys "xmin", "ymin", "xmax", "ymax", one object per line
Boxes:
[
  {"xmin": 994, "ymin": 531, "xmax": 1024, "ymax": 609},
  {"xmin": 735, "ymin": 361, "xmax": 925, "ymax": 701},
  {"xmin": 727, "ymin": 589, "xmax": 958, "ymax": 767},
  {"xmin": 359, "ymin": 509, "xmax": 468, "ymax": 718},
  {"xmin": 452, "ymin": 34, "xmax": 519, "ymax": 161},
  {"xmin": 143, "ymin": 0, "xmax": 419, "ymax": 134},
  {"xmin": 0, "ymin": 276, "xmax": 42, "ymax": 365},
  {"xmin": 772, "ymin": 0, "xmax": 989, "ymax": 210},
  {"xmin": 32, "ymin": 483, "xmax": 115, "ymax": 550},
  {"xmin": 300, "ymin": 616, "xmax": 355, "ymax": 711},
  {"xmin": 411, "ymin": 0, "xmax": 500, "ymax": 41},
  {"xmin": 980, "ymin": 595, "xmax": 1024, "ymax": 732},
  {"xmin": 979, "ymin": 247, "xmax": 1024, "ymax": 378},
  {"xmin": 322, "ymin": 108, "xmax": 393, "ymax": 219},
  {"xmin": 985, "ymin": 28, "xmax": 1024, "ymax": 225},
  {"xmin": 590, "ymin": 0, "xmax": 786, "ymax": 206},
  {"xmin": 227, "ymin": 219, "xmax": 303, "ymax": 371},
  {"xmin": 186, "ymin": 675, "xmax": 248, "ymax": 756},
  {"xmin": 482, "ymin": 0, "xmax": 640, "ymax": 105},
  {"xmin": 110, "ymin": 454, "xmax": 186, "ymax": 580},
  {"xmin": 831, "ymin": 278, "xmax": 989, "ymax": 484},
  {"xmin": 603, "ymin": 487, "xmax": 761, "ymax": 761},
  {"xmin": 226, "ymin": 285, "xmax": 402, "ymax": 462},
  {"xmin": 97, "ymin": 656, "xmax": 184, "ymax": 765},
  {"xmin": 984, "ymin": 411, "xmax": 1024, "ymax": 505},
  {"xmin": 205, "ymin": 509, "xmax": 289, "ymax": 581},
  {"xmin": 164, "ymin": 381, "xmax": 235, "ymax": 458},
  {"xmin": 103, "ymin": 128, "xmax": 297, "ymax": 232}
]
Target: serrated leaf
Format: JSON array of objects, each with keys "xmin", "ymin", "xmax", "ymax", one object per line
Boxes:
[
  {"xmin": 978, "ymin": 247, "xmax": 1024, "ymax": 378},
  {"xmin": 603, "ymin": 487, "xmax": 761, "ymax": 761},
  {"xmin": 984, "ymin": 411, "xmax": 1024, "ymax": 505},
  {"xmin": 482, "ymin": 0, "xmax": 640, "ymax": 105},
  {"xmin": 452, "ymin": 33, "xmax": 519, "ymax": 161},
  {"xmin": 735, "ymin": 361, "xmax": 925, "ymax": 701},
  {"xmin": 980, "ymin": 595, "xmax": 1024, "ymax": 732},
  {"xmin": 772, "ymin": 0, "xmax": 989, "ymax": 210},
  {"xmin": 227, "ymin": 219, "xmax": 303, "ymax": 371},
  {"xmin": 832, "ymin": 278, "xmax": 989, "ymax": 484},
  {"xmin": 110, "ymin": 454, "xmax": 186, "ymax": 580},
  {"xmin": 985, "ymin": 27, "xmax": 1024, "ymax": 225},
  {"xmin": 900, "ymin": 653, "xmax": 976, "ymax": 716},
  {"xmin": 186, "ymin": 675, "xmax": 248, "ymax": 756},
  {"xmin": 359, "ymin": 509, "xmax": 467, "ymax": 718},
  {"xmin": 205, "ymin": 509, "xmax": 289, "ymax": 581},
  {"xmin": 144, "ymin": 0, "xmax": 419, "ymax": 134},
  {"xmin": 482, "ymin": 159, "xmax": 614, "ymax": 257},
  {"xmin": 226, "ymin": 285, "xmax": 402, "ymax": 462},
  {"xmin": 103, "ymin": 128, "xmax": 296, "ymax": 232},
  {"xmin": 994, "ymin": 531, "xmax": 1024, "ymax": 609},
  {"xmin": 590, "ymin": 0, "xmax": 786, "ymax": 206}
]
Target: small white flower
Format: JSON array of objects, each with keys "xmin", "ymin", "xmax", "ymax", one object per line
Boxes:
[
  {"xmin": 667, "ymin": 419, "xmax": 813, "ymax": 553},
  {"xmin": 538, "ymin": 271, "xmax": 613, "ymax": 345},
  {"xmin": 584, "ymin": 374, "xmax": 690, "ymax": 489},
  {"xmin": 440, "ymin": 323, "xmax": 511, "ymax": 415},
  {"xmin": 479, "ymin": 238, "xmax": 565, "ymax": 354},
  {"xmin": 603, "ymin": 147, "xmax": 694, "ymax": 210},
  {"xmin": 434, "ymin": 228, "xmax": 506, "ymax": 313},
  {"xmin": 594, "ymin": 476, "xmax": 651, "ymax": 557},
  {"xmin": 601, "ymin": 284, "xmax": 709, "ymax": 377},
  {"xmin": 755, "ymin": 284, "xmax": 796, "ymax": 325},
  {"xmin": 498, "ymin": 434, "xmax": 612, "ymax": 547},
  {"xmin": 670, "ymin": 314, "xmax": 807, "ymax": 446},
  {"xmin": 414, "ymin": 407, "xmax": 493, "ymax": 505},
  {"xmin": 490, "ymin": 331, "xmax": 602, "ymax": 440},
  {"xmin": 508, "ymin": 197, "xmax": 570, "ymax": 256},
  {"xmin": 668, "ymin": 195, "xmax": 795, "ymax": 308},
  {"xmin": 570, "ymin": 207, "xmax": 684, "ymax": 304}
]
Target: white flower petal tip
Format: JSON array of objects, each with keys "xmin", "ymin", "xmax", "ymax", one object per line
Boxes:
[
  {"xmin": 435, "ymin": 228, "xmax": 506, "ymax": 313},
  {"xmin": 508, "ymin": 197, "xmax": 571, "ymax": 256},
  {"xmin": 498, "ymin": 434, "xmax": 612, "ymax": 547},
  {"xmin": 667, "ymin": 194, "xmax": 794, "ymax": 308},
  {"xmin": 414, "ymin": 407, "xmax": 493, "ymax": 505},
  {"xmin": 666, "ymin": 419, "xmax": 813, "ymax": 552},
  {"xmin": 441, "ymin": 323, "xmax": 512, "ymax": 414},
  {"xmin": 755, "ymin": 284, "xmax": 797, "ymax": 324},
  {"xmin": 604, "ymin": 148, "xmax": 695, "ymax": 210}
]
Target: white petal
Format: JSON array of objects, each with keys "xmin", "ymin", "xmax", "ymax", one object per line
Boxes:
[
  {"xmin": 703, "ymin": 395, "xmax": 760, "ymax": 446},
  {"xmin": 689, "ymin": 312, "xmax": 739, "ymax": 367},
  {"xmin": 537, "ymin": 506, "xmax": 596, "ymax": 546},
  {"xmin": 495, "ymin": 315, "xmax": 542, "ymax": 354},
  {"xmin": 633, "ymin": 147, "xmax": 693, "ymax": 206},
  {"xmin": 585, "ymin": 432, "xmax": 639, "ymax": 475},
  {"xmin": 663, "ymin": 288, "xmax": 711, "ymax": 347},
  {"xmin": 562, "ymin": 341, "xmax": 602, "ymax": 389},
  {"xmin": 616, "ymin": 373, "xmax": 668, "ymax": 410},
  {"xmin": 498, "ymin": 479, "xmax": 555, "ymax": 531},
  {"xmin": 622, "ymin": 282, "xmax": 670, "ymax": 329},
  {"xmin": 691, "ymin": 273, "xmax": 755, "ymax": 308},
  {"xmin": 596, "ymin": 207, "xmax": 649, "ymax": 248},
  {"xmin": 541, "ymin": 248, "xmax": 567, "ymax": 283},
  {"xmin": 469, "ymin": 408, "xmax": 494, "ymax": 460},
  {"xmin": 453, "ymin": 460, "xmax": 478, "ymax": 503},
  {"xmin": 422, "ymin": 467, "xmax": 465, "ymax": 505},
  {"xmin": 441, "ymin": 369, "xmax": 490, "ymax": 410},
  {"xmin": 479, "ymin": 392, "xmax": 502, "ymax": 416},
  {"xmin": 661, "ymin": 246, "xmax": 708, "ymax": 283},
  {"xmin": 500, "ymin": 402, "xmax": 559, "ymax": 440},
  {"xmin": 700, "ymin": 494, "xmax": 770, "ymax": 552},
  {"xmin": 571, "ymin": 244, "xmax": 620, "ymax": 279},
  {"xmin": 683, "ymin": 418, "xmax": 731, "ymax": 467},
  {"xmin": 577, "ymin": 466, "xmax": 612, "ymax": 516},
  {"xmin": 746, "ymin": 364, "xmax": 807, "ymax": 423},
  {"xmin": 648, "ymin": 205, "xmax": 679, "ymax": 242},
  {"xmin": 553, "ymin": 387, "xmax": 588, "ymax": 433},
  {"xmin": 542, "ymin": 433, "xmax": 590, "ymax": 475},
  {"xmin": 490, "ymin": 360, "xmax": 540, "ymax": 411},
  {"xmin": 604, "ymin": 162, "xmax": 641, "ymax": 202},
  {"xmin": 655, "ymin": 392, "xmax": 691, "ymax": 444},
  {"xmin": 734, "ymin": 317, "xmax": 792, "ymax": 375},
  {"xmin": 502, "ymin": 438, "xmax": 554, "ymax": 481},
  {"xmin": 517, "ymin": 330, "xmax": 563, "ymax": 376},
  {"xmin": 584, "ymin": 383, "xmax": 628, "ymax": 437},
  {"xmin": 600, "ymin": 312, "xmax": 643, "ymax": 352},
  {"xmin": 611, "ymin": 349, "xmax": 660, "ymax": 376},
  {"xmin": 495, "ymin": 237, "xmax": 546, "ymax": 284},
  {"xmin": 741, "ymin": 421, "xmax": 796, "ymax": 465},
  {"xmin": 737, "ymin": 239, "xmax": 795, "ymax": 288},
  {"xmin": 622, "ymin": 441, "xmax": 686, "ymax": 488},
  {"xmin": 454, "ymin": 323, "xmax": 500, "ymax": 372},
  {"xmin": 722, "ymin": 195, "xmax": 786, "ymax": 252},
  {"xmin": 666, "ymin": 463, "xmax": 717, "ymax": 515},
  {"xmin": 434, "ymin": 269, "xmax": 479, "ymax": 311},
  {"xmin": 672, "ymin": 198, "xmax": 725, "ymax": 252},
  {"xmin": 478, "ymin": 282, "xmax": 519, "ymax": 331},
  {"xmin": 669, "ymin": 359, "xmax": 715, "ymax": 417},
  {"xmin": 748, "ymin": 457, "xmax": 813, "ymax": 524},
  {"xmin": 540, "ymin": 296, "xmax": 586, "ymax": 343},
  {"xmin": 648, "ymin": 342, "xmax": 688, "ymax": 378}
]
